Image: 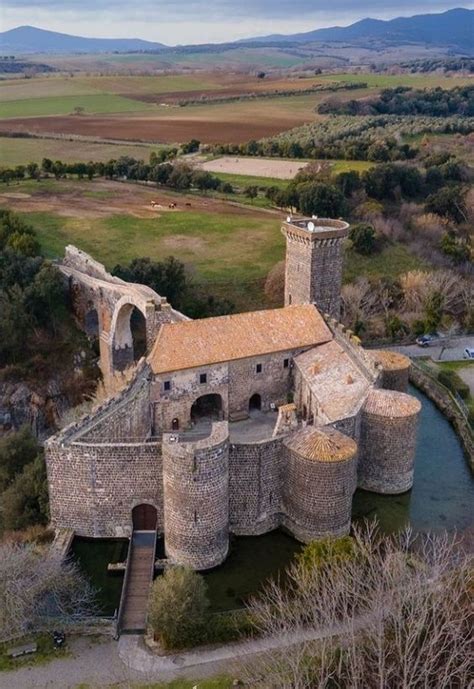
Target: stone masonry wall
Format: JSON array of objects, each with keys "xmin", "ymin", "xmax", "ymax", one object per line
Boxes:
[
  {"xmin": 282, "ymin": 448, "xmax": 357, "ymax": 542},
  {"xmin": 284, "ymin": 233, "xmax": 314, "ymax": 306},
  {"xmin": 284, "ymin": 232, "xmax": 345, "ymax": 319},
  {"xmin": 46, "ymin": 440, "xmax": 163, "ymax": 538},
  {"xmin": 358, "ymin": 411, "xmax": 419, "ymax": 494},
  {"xmin": 151, "ymin": 349, "xmax": 306, "ymax": 430},
  {"xmin": 378, "ymin": 367, "xmax": 410, "ymax": 393},
  {"xmin": 228, "ymin": 351, "xmax": 298, "ymax": 419},
  {"xmin": 162, "ymin": 423, "xmax": 229, "ymax": 570},
  {"xmin": 70, "ymin": 363, "xmax": 152, "ymax": 443},
  {"xmin": 229, "ymin": 437, "xmax": 283, "ymax": 535},
  {"xmin": 309, "ymin": 238, "xmax": 345, "ymax": 319},
  {"xmin": 152, "ymin": 364, "xmax": 229, "ymax": 432}
]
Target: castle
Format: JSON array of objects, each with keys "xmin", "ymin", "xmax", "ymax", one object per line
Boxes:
[{"xmin": 46, "ymin": 217, "xmax": 421, "ymax": 570}]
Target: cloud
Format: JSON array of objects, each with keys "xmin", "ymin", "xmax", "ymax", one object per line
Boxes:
[{"xmin": 2, "ymin": 0, "xmax": 472, "ymax": 43}]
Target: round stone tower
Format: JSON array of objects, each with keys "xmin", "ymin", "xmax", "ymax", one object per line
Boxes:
[
  {"xmin": 162, "ymin": 422, "xmax": 229, "ymax": 570},
  {"xmin": 358, "ymin": 389, "xmax": 421, "ymax": 494},
  {"xmin": 283, "ymin": 426, "xmax": 358, "ymax": 542},
  {"xmin": 281, "ymin": 216, "xmax": 350, "ymax": 319},
  {"xmin": 370, "ymin": 350, "xmax": 411, "ymax": 393}
]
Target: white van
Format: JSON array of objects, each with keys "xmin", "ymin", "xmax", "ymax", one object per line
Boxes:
[{"xmin": 463, "ymin": 347, "xmax": 474, "ymax": 360}]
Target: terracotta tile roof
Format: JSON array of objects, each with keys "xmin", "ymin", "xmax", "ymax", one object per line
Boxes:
[
  {"xmin": 284, "ymin": 427, "xmax": 357, "ymax": 463},
  {"xmin": 370, "ymin": 350, "xmax": 411, "ymax": 371},
  {"xmin": 294, "ymin": 340, "xmax": 371, "ymax": 423},
  {"xmin": 148, "ymin": 304, "xmax": 332, "ymax": 374},
  {"xmin": 364, "ymin": 389, "xmax": 421, "ymax": 418}
]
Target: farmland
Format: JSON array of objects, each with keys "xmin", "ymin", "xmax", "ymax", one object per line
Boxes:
[
  {"xmin": 0, "ymin": 70, "xmax": 471, "ymax": 155},
  {"xmin": 0, "ymin": 136, "xmax": 163, "ymax": 165}
]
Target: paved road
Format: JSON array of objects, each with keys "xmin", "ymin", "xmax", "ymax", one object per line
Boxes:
[
  {"xmin": 0, "ymin": 636, "xmax": 229, "ymax": 689},
  {"xmin": 384, "ymin": 335, "xmax": 474, "ymax": 362}
]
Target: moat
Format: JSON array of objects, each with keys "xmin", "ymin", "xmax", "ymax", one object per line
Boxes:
[{"xmin": 71, "ymin": 386, "xmax": 474, "ymax": 615}]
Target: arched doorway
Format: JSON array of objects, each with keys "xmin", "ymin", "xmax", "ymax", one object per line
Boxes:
[
  {"xmin": 249, "ymin": 393, "xmax": 262, "ymax": 412},
  {"xmin": 112, "ymin": 303, "xmax": 147, "ymax": 371},
  {"xmin": 191, "ymin": 394, "xmax": 223, "ymax": 424},
  {"xmin": 132, "ymin": 504, "xmax": 157, "ymax": 531}
]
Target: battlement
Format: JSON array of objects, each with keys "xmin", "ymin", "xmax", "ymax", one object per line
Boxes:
[
  {"xmin": 282, "ymin": 216, "xmax": 350, "ymax": 242},
  {"xmin": 323, "ymin": 314, "xmax": 382, "ymax": 383}
]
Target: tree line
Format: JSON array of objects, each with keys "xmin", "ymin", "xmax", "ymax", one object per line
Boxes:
[
  {"xmin": 0, "ymin": 151, "xmax": 235, "ymax": 194},
  {"xmin": 318, "ymin": 84, "xmax": 474, "ymax": 117}
]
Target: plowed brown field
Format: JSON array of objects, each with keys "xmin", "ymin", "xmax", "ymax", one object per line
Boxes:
[{"xmin": 0, "ymin": 114, "xmax": 306, "ymax": 144}]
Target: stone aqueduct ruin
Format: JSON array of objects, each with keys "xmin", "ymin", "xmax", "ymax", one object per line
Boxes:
[{"xmin": 60, "ymin": 246, "xmax": 186, "ymax": 377}]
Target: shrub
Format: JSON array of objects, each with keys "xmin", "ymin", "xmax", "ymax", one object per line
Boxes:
[
  {"xmin": 349, "ymin": 223, "xmax": 377, "ymax": 255},
  {"xmin": 297, "ymin": 536, "xmax": 355, "ymax": 571},
  {"xmin": 438, "ymin": 369, "xmax": 470, "ymax": 401},
  {"xmin": 148, "ymin": 566, "xmax": 209, "ymax": 649}
]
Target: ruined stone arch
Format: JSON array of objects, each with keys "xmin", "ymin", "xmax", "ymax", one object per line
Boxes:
[{"xmin": 109, "ymin": 296, "xmax": 148, "ymax": 371}]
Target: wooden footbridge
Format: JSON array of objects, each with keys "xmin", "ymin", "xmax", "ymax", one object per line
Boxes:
[{"xmin": 117, "ymin": 531, "xmax": 157, "ymax": 634}]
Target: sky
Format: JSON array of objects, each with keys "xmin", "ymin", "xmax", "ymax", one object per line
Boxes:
[{"xmin": 1, "ymin": 1, "xmax": 473, "ymax": 44}]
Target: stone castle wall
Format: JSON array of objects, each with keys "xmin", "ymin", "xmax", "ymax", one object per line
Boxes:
[
  {"xmin": 229, "ymin": 437, "xmax": 283, "ymax": 535},
  {"xmin": 282, "ymin": 442, "xmax": 357, "ymax": 543},
  {"xmin": 46, "ymin": 440, "xmax": 163, "ymax": 538},
  {"xmin": 75, "ymin": 364, "xmax": 152, "ymax": 443},
  {"xmin": 152, "ymin": 363, "xmax": 229, "ymax": 431},
  {"xmin": 358, "ymin": 392, "xmax": 421, "ymax": 494},
  {"xmin": 162, "ymin": 423, "xmax": 229, "ymax": 570}
]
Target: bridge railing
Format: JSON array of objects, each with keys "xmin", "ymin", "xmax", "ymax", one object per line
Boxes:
[{"xmin": 115, "ymin": 537, "xmax": 133, "ymax": 638}]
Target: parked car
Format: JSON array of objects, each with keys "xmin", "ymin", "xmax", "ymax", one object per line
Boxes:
[
  {"xmin": 463, "ymin": 347, "xmax": 474, "ymax": 360},
  {"xmin": 416, "ymin": 334, "xmax": 439, "ymax": 347}
]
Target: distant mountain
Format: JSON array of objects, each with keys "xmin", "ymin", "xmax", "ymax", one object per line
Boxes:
[
  {"xmin": 0, "ymin": 26, "xmax": 166, "ymax": 54},
  {"xmin": 243, "ymin": 8, "xmax": 474, "ymax": 52}
]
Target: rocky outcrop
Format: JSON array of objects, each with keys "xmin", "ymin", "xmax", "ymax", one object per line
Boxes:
[{"xmin": 1, "ymin": 378, "xmax": 78, "ymax": 441}]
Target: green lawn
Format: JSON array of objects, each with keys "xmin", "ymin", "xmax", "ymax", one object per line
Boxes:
[
  {"xmin": 18, "ymin": 208, "xmax": 284, "ymax": 311},
  {"xmin": 213, "ymin": 171, "xmax": 289, "ymax": 189},
  {"xmin": 0, "ymin": 94, "xmax": 153, "ymax": 118},
  {"xmin": 435, "ymin": 361, "xmax": 474, "ymax": 373}
]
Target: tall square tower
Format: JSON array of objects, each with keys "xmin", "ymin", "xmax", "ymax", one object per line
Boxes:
[{"xmin": 281, "ymin": 216, "xmax": 350, "ymax": 319}]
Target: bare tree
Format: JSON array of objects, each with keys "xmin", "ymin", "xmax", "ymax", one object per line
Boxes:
[
  {"xmin": 0, "ymin": 542, "xmax": 97, "ymax": 642},
  {"xmin": 239, "ymin": 524, "xmax": 473, "ymax": 688}
]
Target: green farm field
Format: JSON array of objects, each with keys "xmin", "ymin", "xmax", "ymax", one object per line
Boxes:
[
  {"xmin": 0, "ymin": 136, "xmax": 165, "ymax": 165},
  {"xmin": 0, "ymin": 178, "xmax": 427, "ymax": 310},
  {"xmin": 0, "ymin": 94, "xmax": 154, "ymax": 118}
]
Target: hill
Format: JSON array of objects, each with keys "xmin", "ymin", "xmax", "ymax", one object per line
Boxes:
[
  {"xmin": 0, "ymin": 25, "xmax": 166, "ymax": 54},
  {"xmin": 244, "ymin": 8, "xmax": 474, "ymax": 52}
]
